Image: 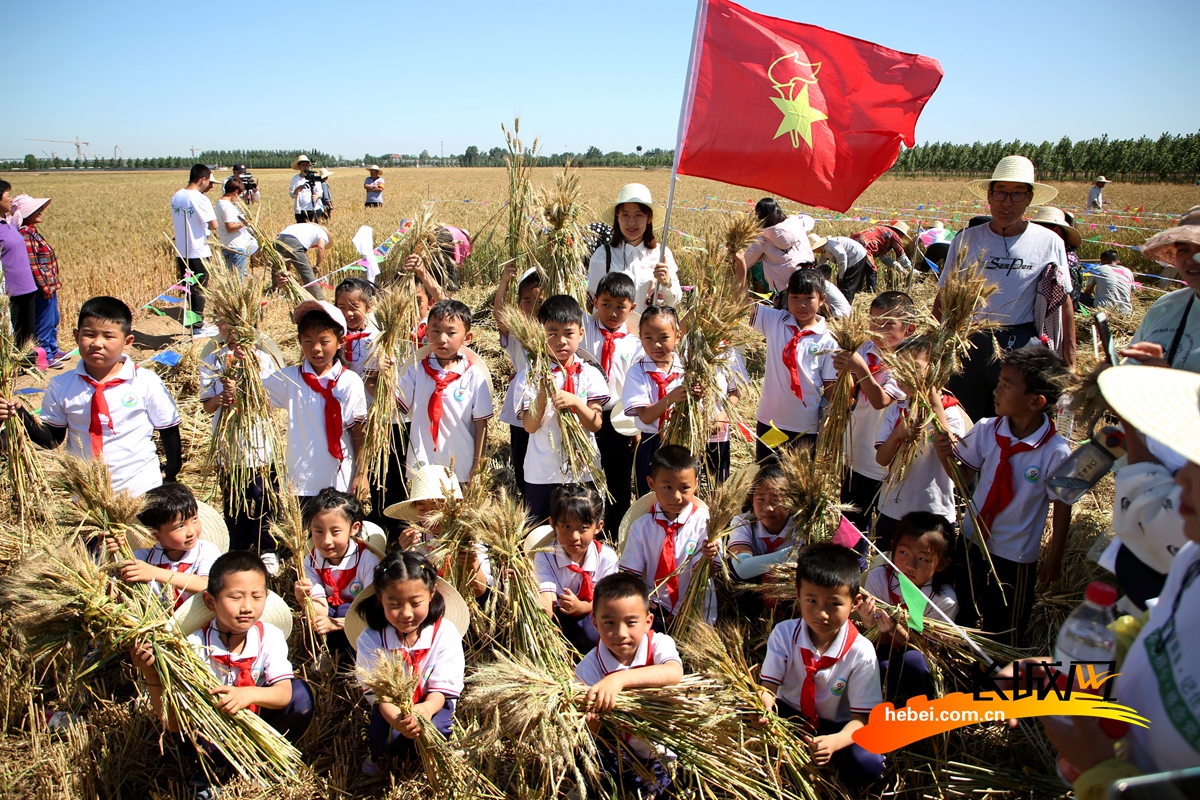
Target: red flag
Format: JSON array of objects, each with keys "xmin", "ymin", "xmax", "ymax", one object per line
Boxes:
[{"xmin": 674, "ymin": 0, "xmax": 943, "ymax": 212}]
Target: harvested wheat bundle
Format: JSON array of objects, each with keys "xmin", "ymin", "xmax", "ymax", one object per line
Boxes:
[
  {"xmin": 237, "ymin": 212, "xmax": 311, "ymax": 307},
  {"xmin": 357, "ymin": 657, "xmax": 503, "ymax": 798},
  {"xmin": 776, "ymin": 444, "xmax": 848, "ymax": 545},
  {"xmin": 463, "ymin": 652, "xmax": 813, "ymax": 800},
  {"xmin": 383, "ymin": 206, "xmax": 444, "ymax": 289},
  {"xmin": 270, "ymin": 489, "xmax": 324, "ymax": 655},
  {"xmin": 535, "ymin": 164, "xmax": 590, "ymax": 306},
  {"xmin": 661, "ymin": 240, "xmax": 755, "ymax": 456},
  {"xmin": 816, "ymin": 308, "xmax": 874, "ymax": 473},
  {"xmin": 724, "ymin": 212, "xmax": 763, "ymax": 258},
  {"xmin": 501, "ymin": 119, "xmax": 541, "ymax": 305},
  {"xmin": 416, "ymin": 467, "xmax": 496, "ymax": 622},
  {"xmin": 0, "ymin": 540, "xmax": 304, "ymax": 786},
  {"xmin": 200, "ymin": 266, "xmax": 287, "ymax": 517},
  {"xmin": 53, "ymin": 453, "xmax": 148, "ymax": 549},
  {"xmin": 465, "ymin": 491, "xmax": 574, "ymax": 671},
  {"xmin": 675, "ymin": 623, "xmax": 837, "ymax": 800},
  {"xmin": 0, "ymin": 300, "xmax": 52, "ymax": 525},
  {"xmin": 358, "ymin": 287, "xmax": 418, "ymax": 494},
  {"xmin": 901, "ymin": 752, "xmax": 1071, "ymax": 799},
  {"xmin": 671, "ymin": 464, "xmax": 756, "ymax": 634},
  {"xmin": 498, "ymin": 305, "xmax": 607, "ymax": 494}
]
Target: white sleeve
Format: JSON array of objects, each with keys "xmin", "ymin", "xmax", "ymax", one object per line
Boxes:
[
  {"xmin": 651, "ymin": 633, "xmax": 682, "ymax": 665},
  {"xmin": 534, "ymin": 552, "xmax": 559, "ymax": 594},
  {"xmin": 845, "ymin": 641, "xmax": 883, "ymax": 714},
  {"xmin": 597, "ymin": 545, "xmax": 621, "ymax": 580},
  {"xmin": 759, "ymin": 621, "xmax": 793, "ymax": 686},
  {"xmin": 934, "ymin": 585, "xmax": 959, "ymax": 622},
  {"xmin": 583, "ymin": 365, "xmax": 609, "ymax": 407},
  {"xmin": 862, "ymin": 566, "xmax": 889, "ymax": 601},
  {"xmin": 586, "ymin": 247, "xmax": 607, "ymax": 301},
  {"xmin": 1112, "ymin": 462, "xmax": 1190, "ymax": 575},
  {"xmin": 358, "ymin": 550, "xmax": 381, "ymax": 592},
  {"xmin": 263, "ymin": 369, "xmax": 290, "ymax": 410},
  {"xmin": 425, "ymin": 623, "xmax": 465, "ymax": 698},
  {"xmin": 953, "ymin": 418, "xmax": 990, "ymax": 471},
  {"xmin": 876, "ymin": 404, "xmax": 901, "ymax": 448},
  {"xmin": 622, "ymin": 364, "xmax": 652, "ymax": 414},
  {"xmin": 395, "ymin": 363, "xmax": 418, "ymax": 414},
  {"xmin": 143, "ymin": 372, "xmax": 182, "ymax": 429},
  {"xmin": 574, "ymin": 650, "xmax": 603, "ymax": 686},
  {"xmin": 260, "ymin": 625, "xmax": 295, "ymax": 685},
  {"xmin": 342, "ymin": 373, "xmax": 368, "ymax": 424},
  {"xmin": 39, "ymin": 375, "xmax": 67, "ymax": 428},
  {"xmin": 195, "ymin": 542, "xmax": 221, "ymax": 576},
  {"xmin": 938, "ymin": 235, "xmax": 963, "ymax": 289},
  {"xmin": 660, "ymin": 246, "xmax": 683, "ymax": 307},
  {"xmin": 471, "ymin": 370, "xmax": 494, "ymax": 421},
  {"xmin": 619, "ymin": 524, "xmax": 649, "ymax": 577},
  {"xmin": 198, "ymin": 355, "xmax": 224, "ymax": 401},
  {"xmin": 197, "ymin": 195, "xmax": 216, "ymax": 224},
  {"xmin": 728, "ymin": 517, "xmax": 754, "ymax": 549}
]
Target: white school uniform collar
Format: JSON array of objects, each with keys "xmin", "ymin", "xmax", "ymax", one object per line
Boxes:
[
  {"xmin": 996, "ymin": 414, "xmax": 1053, "ymax": 446},
  {"xmin": 652, "ymin": 501, "xmax": 698, "ymax": 527},
  {"xmin": 596, "ymin": 632, "xmax": 652, "ymax": 674},
  {"xmin": 795, "ymin": 617, "xmax": 854, "ymax": 660},
  {"xmin": 200, "ymin": 618, "xmax": 265, "ymax": 659},
  {"xmin": 310, "ymin": 537, "xmax": 360, "ymax": 569},
  {"xmin": 553, "ymin": 540, "xmax": 602, "ymax": 571},
  {"xmin": 755, "ymin": 516, "xmax": 796, "ymax": 544},
  {"xmin": 301, "ymin": 358, "xmax": 344, "ymax": 381},
  {"xmin": 74, "ymin": 355, "xmax": 136, "ymax": 382},
  {"xmin": 640, "ymin": 353, "xmax": 683, "ymax": 375},
  {"xmin": 146, "ymin": 541, "xmax": 202, "ymax": 566},
  {"xmin": 781, "ymin": 313, "xmax": 827, "ymax": 335},
  {"xmin": 424, "ymin": 352, "xmax": 469, "ymax": 374},
  {"xmin": 592, "ymin": 316, "xmax": 629, "ymax": 336},
  {"xmin": 382, "ymin": 619, "xmax": 440, "ymax": 652}
]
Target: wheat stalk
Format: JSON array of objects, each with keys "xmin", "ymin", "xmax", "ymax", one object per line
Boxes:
[
  {"xmin": 816, "ymin": 308, "xmax": 874, "ymax": 475},
  {"xmin": 0, "ymin": 299, "xmax": 52, "ymax": 527},
  {"xmin": 535, "ymin": 163, "xmax": 590, "ymax": 306},
  {"xmin": 358, "ymin": 287, "xmax": 418, "ymax": 495}
]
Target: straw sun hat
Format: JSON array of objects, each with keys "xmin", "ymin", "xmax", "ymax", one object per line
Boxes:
[
  {"xmin": 1094, "ymin": 175, "xmax": 1112, "ymax": 184},
  {"xmin": 1100, "ymin": 366, "xmax": 1200, "ymax": 466},
  {"xmin": 343, "ymin": 577, "xmax": 472, "ymax": 650},
  {"xmin": 602, "ymin": 183, "xmax": 656, "ymax": 223},
  {"xmin": 1030, "ymin": 206, "xmax": 1082, "ymax": 248},
  {"xmin": 366, "ymin": 164, "xmax": 382, "ymax": 172},
  {"xmin": 383, "ymin": 465, "xmax": 462, "ymax": 521},
  {"xmin": 1140, "ymin": 205, "xmax": 1200, "ymax": 266},
  {"xmin": 807, "ymin": 232, "xmax": 828, "ymax": 251},
  {"xmin": 290, "ymin": 154, "xmax": 312, "ymax": 170},
  {"xmin": 173, "ymin": 590, "xmax": 294, "ymax": 638},
  {"xmin": 884, "ymin": 220, "xmax": 910, "ymax": 238},
  {"xmin": 967, "ymin": 155, "xmax": 1058, "ymax": 206},
  {"xmin": 616, "ymin": 494, "xmax": 710, "ymax": 556}
]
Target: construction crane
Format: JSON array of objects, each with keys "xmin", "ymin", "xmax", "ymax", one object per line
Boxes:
[{"xmin": 27, "ymin": 136, "xmax": 89, "ymax": 160}]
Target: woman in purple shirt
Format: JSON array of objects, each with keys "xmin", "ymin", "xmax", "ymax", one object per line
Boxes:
[{"xmin": 0, "ymin": 180, "xmax": 37, "ymax": 347}]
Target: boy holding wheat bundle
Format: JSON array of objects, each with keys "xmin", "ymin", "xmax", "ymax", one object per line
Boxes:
[
  {"xmin": 0, "ymin": 296, "xmax": 182, "ymax": 497},
  {"xmin": 494, "ymin": 263, "xmax": 541, "ymax": 498}
]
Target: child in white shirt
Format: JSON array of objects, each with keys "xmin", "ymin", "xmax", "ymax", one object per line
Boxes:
[{"xmin": 494, "ymin": 265, "xmax": 541, "ymax": 498}]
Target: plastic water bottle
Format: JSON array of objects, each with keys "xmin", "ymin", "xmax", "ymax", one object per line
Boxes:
[{"xmin": 1052, "ymin": 581, "xmax": 1119, "ymax": 784}]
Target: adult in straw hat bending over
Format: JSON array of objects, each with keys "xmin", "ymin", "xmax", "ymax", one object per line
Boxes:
[
  {"xmin": 849, "ymin": 219, "xmax": 913, "ymax": 295},
  {"xmin": 364, "ymin": 165, "xmax": 384, "ymax": 207},
  {"xmin": 586, "ymin": 183, "xmax": 681, "ymax": 315},
  {"xmin": 1087, "ymin": 175, "xmax": 1111, "ymax": 211},
  {"xmin": 934, "ymin": 155, "xmax": 1075, "ymax": 422}
]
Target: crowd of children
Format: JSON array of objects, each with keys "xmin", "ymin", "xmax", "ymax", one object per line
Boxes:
[{"xmin": 11, "ymin": 175, "xmax": 1199, "ymax": 799}]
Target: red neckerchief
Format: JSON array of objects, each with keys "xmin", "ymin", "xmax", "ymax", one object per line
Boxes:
[
  {"xmin": 797, "ymin": 622, "xmax": 859, "ymax": 726},
  {"xmin": 652, "ymin": 503, "xmax": 696, "ymax": 610},
  {"xmin": 645, "ymin": 365, "xmax": 682, "ymax": 431},
  {"xmin": 149, "ymin": 544, "xmax": 197, "ymax": 610},
  {"xmin": 599, "ymin": 629, "xmax": 656, "ymax": 674},
  {"xmin": 420, "ymin": 356, "xmax": 465, "ymax": 450},
  {"xmin": 759, "ymin": 519, "xmax": 791, "ymax": 554},
  {"xmin": 207, "ymin": 621, "xmax": 265, "ymax": 713},
  {"xmin": 781, "ymin": 325, "xmax": 818, "ymax": 402},
  {"xmin": 554, "ymin": 359, "xmax": 583, "ymax": 395},
  {"xmin": 976, "ymin": 420, "xmax": 1057, "ymax": 539},
  {"xmin": 597, "ymin": 327, "xmax": 626, "ymax": 374},
  {"xmin": 386, "ymin": 618, "xmax": 443, "ymax": 704},
  {"xmin": 300, "ymin": 365, "xmax": 345, "ymax": 460},
  {"xmin": 80, "ymin": 364, "xmax": 131, "ymax": 456},
  {"xmin": 413, "ymin": 321, "xmax": 428, "ymax": 346},
  {"xmin": 564, "ymin": 540, "xmax": 604, "ymax": 613},
  {"xmin": 940, "ymin": 393, "xmax": 960, "ymax": 409},
  {"xmin": 311, "ymin": 543, "xmax": 362, "ymax": 610},
  {"xmin": 343, "ymin": 331, "xmax": 371, "ymax": 364}
]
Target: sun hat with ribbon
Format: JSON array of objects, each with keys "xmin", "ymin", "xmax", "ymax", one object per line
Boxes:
[
  {"xmin": 305, "ymin": 521, "xmax": 388, "ymax": 561},
  {"xmin": 384, "ymin": 465, "xmax": 462, "ymax": 521},
  {"xmin": 343, "ymin": 577, "xmax": 471, "ymax": 650},
  {"xmin": 1140, "ymin": 205, "xmax": 1200, "ymax": 266},
  {"xmin": 807, "ymin": 232, "xmax": 828, "ymax": 251},
  {"xmin": 602, "ymin": 183, "xmax": 656, "ymax": 223},
  {"xmin": 199, "ymin": 332, "xmax": 288, "ymax": 373},
  {"xmin": 967, "ymin": 155, "xmax": 1058, "ymax": 206},
  {"xmin": 366, "ymin": 164, "xmax": 382, "ymax": 172},
  {"xmin": 173, "ymin": 590, "xmax": 294, "ymax": 637},
  {"xmin": 290, "ymin": 154, "xmax": 312, "ymax": 170},
  {"xmin": 1099, "ymin": 366, "xmax": 1200, "ymax": 466},
  {"xmin": 884, "ymin": 220, "xmax": 910, "ymax": 238},
  {"xmin": 616, "ymin": 493, "xmax": 710, "ymax": 557},
  {"xmin": 1030, "ymin": 206, "xmax": 1082, "ymax": 248},
  {"xmin": 11, "ymin": 195, "xmax": 51, "ymax": 227}
]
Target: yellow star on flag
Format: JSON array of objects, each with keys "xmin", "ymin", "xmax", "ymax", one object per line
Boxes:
[{"xmin": 771, "ymin": 84, "xmax": 828, "ymax": 150}]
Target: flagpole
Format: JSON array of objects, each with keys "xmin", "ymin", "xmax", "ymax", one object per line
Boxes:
[{"xmin": 654, "ymin": 0, "xmax": 709, "ymax": 303}]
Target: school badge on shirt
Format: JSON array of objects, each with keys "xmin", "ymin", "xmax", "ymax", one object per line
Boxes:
[
  {"xmin": 831, "ymin": 677, "xmax": 847, "ymax": 696},
  {"xmin": 349, "ymin": 580, "xmax": 364, "ymax": 597},
  {"xmin": 121, "ymin": 392, "xmax": 139, "ymax": 408},
  {"xmin": 1023, "ymin": 466, "xmax": 1041, "ymax": 483}
]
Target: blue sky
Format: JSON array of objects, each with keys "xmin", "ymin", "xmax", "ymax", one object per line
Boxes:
[{"xmin": 6, "ymin": 0, "xmax": 1196, "ymax": 159}]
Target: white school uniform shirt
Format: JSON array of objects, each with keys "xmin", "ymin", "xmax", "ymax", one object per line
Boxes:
[
  {"xmin": 622, "ymin": 354, "xmax": 686, "ymax": 436},
  {"xmin": 750, "ymin": 306, "xmax": 838, "ymax": 434},
  {"xmin": 727, "ymin": 512, "xmax": 801, "ymax": 556},
  {"xmin": 133, "ymin": 540, "xmax": 222, "ymax": 610},
  {"xmin": 341, "ymin": 324, "xmax": 380, "ymax": 378},
  {"xmin": 953, "ymin": 415, "xmax": 1072, "ymax": 563},
  {"xmin": 575, "ymin": 631, "xmax": 682, "ymax": 760},
  {"xmin": 170, "ymin": 188, "xmax": 216, "ymax": 259},
  {"xmin": 1118, "ymin": 541, "xmax": 1200, "ymax": 773},
  {"xmin": 263, "ymin": 360, "xmax": 368, "ymax": 496},
  {"xmin": 290, "ymin": 174, "xmax": 313, "ymax": 213},
  {"xmin": 302, "ymin": 539, "xmax": 381, "ymax": 618},
  {"xmin": 581, "ymin": 315, "xmax": 644, "ymax": 412},
  {"xmin": 586, "ymin": 240, "xmax": 682, "ymax": 314},
  {"xmin": 498, "ymin": 331, "xmax": 529, "ymax": 427},
  {"xmin": 535, "ymin": 539, "xmax": 619, "ymax": 642},
  {"xmin": 519, "ymin": 356, "xmax": 609, "ymax": 485},
  {"xmin": 190, "ymin": 620, "xmax": 294, "ymax": 687},
  {"xmin": 41, "ymin": 357, "xmax": 181, "ymax": 497},
  {"xmin": 397, "ymin": 352, "xmax": 494, "ymax": 485},
  {"xmin": 619, "ymin": 502, "xmax": 718, "ymax": 622},
  {"xmin": 863, "ymin": 565, "xmax": 958, "ymax": 622},
  {"xmin": 355, "ymin": 618, "xmax": 465, "ymax": 709},
  {"xmin": 876, "ymin": 398, "xmax": 967, "ymax": 523},
  {"xmin": 760, "ymin": 618, "xmax": 882, "ymax": 724},
  {"xmin": 199, "ymin": 346, "xmax": 278, "ymax": 468},
  {"xmin": 845, "ymin": 341, "xmax": 906, "ymax": 481}
]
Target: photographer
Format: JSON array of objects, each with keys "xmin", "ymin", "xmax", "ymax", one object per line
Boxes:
[
  {"xmin": 232, "ymin": 163, "xmax": 259, "ymax": 204},
  {"xmin": 216, "ymin": 178, "xmax": 259, "ymax": 279},
  {"xmin": 289, "ymin": 154, "xmax": 314, "ymax": 223},
  {"xmin": 313, "ymin": 168, "xmax": 332, "ymax": 221}
]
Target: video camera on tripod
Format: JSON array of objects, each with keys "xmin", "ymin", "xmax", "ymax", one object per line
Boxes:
[{"xmin": 232, "ymin": 163, "xmax": 259, "ymax": 203}]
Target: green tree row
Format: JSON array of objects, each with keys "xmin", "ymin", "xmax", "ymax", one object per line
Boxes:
[{"xmin": 890, "ymin": 132, "xmax": 1200, "ymax": 182}]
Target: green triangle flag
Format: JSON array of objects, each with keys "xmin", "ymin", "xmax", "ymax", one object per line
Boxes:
[
  {"xmin": 183, "ymin": 309, "xmax": 202, "ymax": 327},
  {"xmin": 895, "ymin": 570, "xmax": 929, "ymax": 633}
]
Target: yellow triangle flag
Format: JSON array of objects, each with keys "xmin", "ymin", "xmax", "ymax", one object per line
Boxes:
[{"xmin": 760, "ymin": 420, "xmax": 790, "ymax": 449}]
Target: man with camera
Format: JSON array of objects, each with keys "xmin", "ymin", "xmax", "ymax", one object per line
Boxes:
[
  {"xmin": 289, "ymin": 155, "xmax": 315, "ymax": 223},
  {"xmin": 232, "ymin": 163, "xmax": 259, "ymax": 204}
]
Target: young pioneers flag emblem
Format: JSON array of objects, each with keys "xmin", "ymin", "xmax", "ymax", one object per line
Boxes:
[{"xmin": 674, "ymin": 0, "xmax": 943, "ymax": 211}]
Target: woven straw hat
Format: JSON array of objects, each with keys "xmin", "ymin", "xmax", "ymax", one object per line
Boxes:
[
  {"xmin": 884, "ymin": 220, "xmax": 910, "ymax": 238},
  {"xmin": 808, "ymin": 232, "xmax": 828, "ymax": 251},
  {"xmin": 1094, "ymin": 176, "xmax": 1112, "ymax": 185},
  {"xmin": 343, "ymin": 577, "xmax": 471, "ymax": 650},
  {"xmin": 195, "ymin": 500, "xmax": 230, "ymax": 553},
  {"xmin": 383, "ymin": 465, "xmax": 462, "ymax": 521},
  {"xmin": 616, "ymin": 494, "xmax": 709, "ymax": 556},
  {"xmin": 602, "ymin": 183, "xmax": 656, "ymax": 223},
  {"xmin": 521, "ymin": 524, "xmax": 555, "ymax": 555},
  {"xmin": 609, "ymin": 406, "xmax": 639, "ymax": 437},
  {"xmin": 290, "ymin": 155, "xmax": 312, "ymax": 170},
  {"xmin": 967, "ymin": 155, "xmax": 1058, "ymax": 206},
  {"xmin": 1141, "ymin": 205, "xmax": 1200, "ymax": 266},
  {"xmin": 1030, "ymin": 206, "xmax": 1082, "ymax": 248},
  {"xmin": 366, "ymin": 164, "xmax": 382, "ymax": 172},
  {"xmin": 173, "ymin": 590, "xmax": 293, "ymax": 638},
  {"xmin": 1099, "ymin": 366, "xmax": 1200, "ymax": 466}
]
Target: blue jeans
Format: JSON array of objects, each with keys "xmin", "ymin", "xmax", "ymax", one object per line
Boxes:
[
  {"xmin": 34, "ymin": 292, "xmax": 59, "ymax": 355},
  {"xmin": 222, "ymin": 247, "xmax": 248, "ymax": 280}
]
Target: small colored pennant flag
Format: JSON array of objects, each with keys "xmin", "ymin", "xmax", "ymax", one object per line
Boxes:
[
  {"xmin": 183, "ymin": 309, "xmax": 202, "ymax": 327},
  {"xmin": 145, "ymin": 306, "xmax": 167, "ymax": 316},
  {"xmin": 760, "ymin": 420, "xmax": 790, "ymax": 449},
  {"xmin": 832, "ymin": 514, "xmax": 863, "ymax": 548},
  {"xmin": 894, "ymin": 569, "xmax": 929, "ymax": 632}
]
